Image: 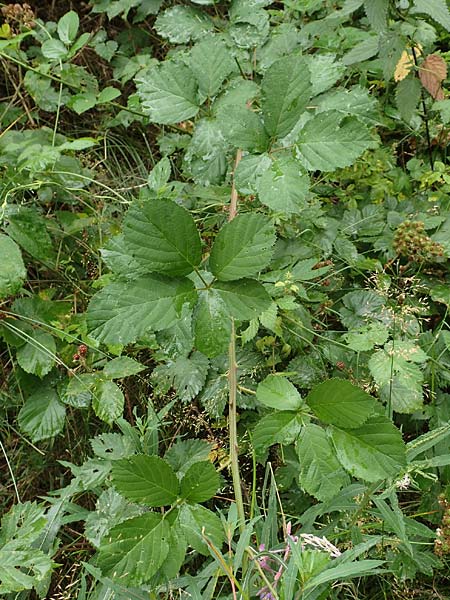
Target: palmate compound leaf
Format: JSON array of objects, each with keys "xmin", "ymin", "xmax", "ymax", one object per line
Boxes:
[
  {"xmin": 209, "ymin": 213, "xmax": 276, "ymax": 281},
  {"xmin": 122, "ymin": 198, "xmax": 202, "ymax": 276},
  {"xmin": 296, "ymin": 111, "xmax": 377, "ymax": 172},
  {"xmin": 0, "ymin": 234, "xmax": 26, "ymax": 299},
  {"xmin": 179, "ymin": 461, "xmax": 220, "ymax": 503},
  {"xmin": 87, "ymin": 275, "xmax": 196, "ymax": 346},
  {"xmin": 97, "ymin": 512, "xmax": 170, "ymax": 585},
  {"xmin": 256, "ymin": 375, "xmax": 303, "ymax": 411},
  {"xmin": 135, "ymin": 60, "xmax": 199, "ymax": 125},
  {"xmin": 296, "ymin": 424, "xmax": 350, "ymax": 502},
  {"xmin": 112, "ymin": 455, "xmax": 179, "ymax": 507},
  {"xmin": 261, "ymin": 55, "xmax": 312, "ymax": 139},
  {"xmin": 331, "ymin": 415, "xmax": 406, "ymax": 482},
  {"xmin": 305, "ymin": 378, "xmax": 380, "ymax": 429}
]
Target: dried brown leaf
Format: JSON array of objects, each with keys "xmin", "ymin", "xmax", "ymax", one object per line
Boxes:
[{"xmin": 419, "ymin": 54, "xmax": 447, "ymax": 100}]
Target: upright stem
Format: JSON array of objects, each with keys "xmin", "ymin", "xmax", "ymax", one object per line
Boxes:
[{"xmin": 228, "ymin": 149, "xmax": 245, "ymax": 532}]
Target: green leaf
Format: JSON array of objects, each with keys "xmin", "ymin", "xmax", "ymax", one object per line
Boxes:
[
  {"xmin": 190, "ymin": 37, "xmax": 234, "ymax": 97},
  {"xmin": 218, "ymin": 105, "xmax": 268, "ymax": 152},
  {"xmin": 16, "ymin": 330, "xmax": 56, "ymax": 378},
  {"xmin": 306, "ymin": 53, "xmax": 345, "ymax": 96},
  {"xmin": 344, "ymin": 322, "xmax": 389, "ymax": 352},
  {"xmin": 256, "ymin": 375, "xmax": 303, "ymax": 410},
  {"xmin": 18, "ymin": 385, "xmax": 65, "ymax": 442},
  {"xmin": 0, "ymin": 234, "xmax": 26, "ymax": 299},
  {"xmin": 5, "ymin": 206, "xmax": 54, "ymax": 262},
  {"xmin": 92, "ymin": 379, "xmax": 124, "ymax": 425},
  {"xmin": 154, "ymin": 6, "xmax": 213, "ymax": 44},
  {"xmin": 179, "ymin": 504, "xmax": 224, "ymax": 555},
  {"xmin": 257, "ymin": 156, "xmax": 310, "ymax": 215},
  {"xmin": 87, "ymin": 275, "xmax": 196, "ymax": 345},
  {"xmin": 67, "ymin": 92, "xmax": 97, "ymax": 114},
  {"xmin": 396, "ymin": 75, "xmax": 421, "ymax": 123},
  {"xmin": 343, "ymin": 33, "xmax": 379, "ymax": 66},
  {"xmin": 364, "ymin": 0, "xmax": 388, "ymax": 32},
  {"xmin": 57, "ymin": 10, "xmax": 79, "ymax": 44},
  {"xmin": 91, "ymin": 433, "xmax": 136, "ymax": 461},
  {"xmin": 135, "ymin": 61, "xmax": 199, "ymax": 124},
  {"xmin": 296, "ymin": 112, "xmax": 377, "ymax": 172},
  {"xmin": 165, "ymin": 438, "xmax": 212, "ymax": 477},
  {"xmin": 261, "ymin": 55, "xmax": 312, "ymax": 139},
  {"xmin": 122, "ymin": 199, "xmax": 202, "ymax": 276},
  {"xmin": 184, "ymin": 118, "xmax": 228, "ymax": 186},
  {"xmin": 209, "ymin": 213, "xmax": 276, "ymax": 281},
  {"xmin": 412, "ymin": 0, "xmax": 450, "ymax": 31},
  {"xmin": 297, "ymin": 424, "xmax": 350, "ymax": 501},
  {"xmin": 213, "ymin": 279, "xmax": 272, "ymax": 321},
  {"xmin": 252, "ymin": 411, "xmax": 302, "ymax": 451},
  {"xmin": 112, "ymin": 455, "xmax": 179, "ymax": 507},
  {"xmin": 103, "ymin": 357, "xmax": 146, "ymax": 379},
  {"xmin": 41, "ymin": 38, "xmax": 68, "ymax": 60},
  {"xmin": 234, "ymin": 153, "xmax": 272, "ymax": 195},
  {"xmin": 194, "ymin": 289, "xmax": 231, "ymax": 358},
  {"xmin": 62, "ymin": 373, "xmax": 96, "ymax": 408},
  {"xmin": 152, "ymin": 351, "xmax": 209, "ymax": 402},
  {"xmin": 306, "ymin": 379, "xmax": 379, "ymax": 429},
  {"xmin": 331, "ymin": 415, "xmax": 406, "ymax": 482},
  {"xmin": 97, "ymin": 513, "xmax": 170, "ymax": 585},
  {"xmin": 180, "ymin": 461, "xmax": 220, "ymax": 503}
]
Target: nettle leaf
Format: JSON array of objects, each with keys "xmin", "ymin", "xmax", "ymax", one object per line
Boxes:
[
  {"xmin": 296, "ymin": 112, "xmax": 377, "ymax": 172},
  {"xmin": 87, "ymin": 275, "xmax": 196, "ymax": 346},
  {"xmin": 297, "ymin": 424, "xmax": 350, "ymax": 502},
  {"xmin": 0, "ymin": 234, "xmax": 26, "ymax": 299},
  {"xmin": 213, "ymin": 279, "xmax": 271, "ymax": 320},
  {"xmin": 257, "ymin": 375, "xmax": 303, "ymax": 410},
  {"xmin": 18, "ymin": 385, "xmax": 65, "ymax": 442},
  {"xmin": 364, "ymin": 0, "xmax": 389, "ymax": 32},
  {"xmin": 154, "ymin": 6, "xmax": 213, "ymax": 44},
  {"xmin": 261, "ymin": 55, "xmax": 312, "ymax": 139},
  {"xmin": 112, "ymin": 455, "xmax": 179, "ymax": 507},
  {"xmin": 135, "ymin": 61, "xmax": 199, "ymax": 124},
  {"xmin": 209, "ymin": 213, "xmax": 276, "ymax": 281},
  {"xmin": 97, "ymin": 513, "xmax": 170, "ymax": 585},
  {"xmin": 92, "ymin": 379, "xmax": 124, "ymax": 425},
  {"xmin": 331, "ymin": 415, "xmax": 406, "ymax": 482},
  {"xmin": 189, "ymin": 37, "xmax": 235, "ymax": 98},
  {"xmin": 252, "ymin": 411, "xmax": 303, "ymax": 452},
  {"xmin": 218, "ymin": 105, "xmax": 269, "ymax": 152},
  {"xmin": 122, "ymin": 199, "xmax": 202, "ymax": 276},
  {"xmin": 152, "ymin": 351, "xmax": 209, "ymax": 403},
  {"xmin": 103, "ymin": 357, "xmax": 146, "ymax": 379},
  {"xmin": 16, "ymin": 330, "xmax": 56, "ymax": 378},
  {"xmin": 179, "ymin": 461, "xmax": 220, "ymax": 503},
  {"xmin": 194, "ymin": 289, "xmax": 231, "ymax": 358},
  {"xmin": 306, "ymin": 379, "xmax": 379, "ymax": 429},
  {"xmin": 412, "ymin": 0, "xmax": 450, "ymax": 32},
  {"xmin": 179, "ymin": 504, "xmax": 224, "ymax": 555},
  {"xmin": 257, "ymin": 155, "xmax": 310, "ymax": 215}
]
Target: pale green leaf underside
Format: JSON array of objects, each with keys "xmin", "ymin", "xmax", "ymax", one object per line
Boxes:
[
  {"xmin": 87, "ymin": 275, "xmax": 196, "ymax": 345},
  {"xmin": 209, "ymin": 213, "xmax": 276, "ymax": 281},
  {"xmin": 257, "ymin": 375, "xmax": 303, "ymax": 410},
  {"xmin": 123, "ymin": 198, "xmax": 202, "ymax": 276},
  {"xmin": 252, "ymin": 411, "xmax": 302, "ymax": 451},
  {"xmin": 257, "ymin": 156, "xmax": 310, "ymax": 214}
]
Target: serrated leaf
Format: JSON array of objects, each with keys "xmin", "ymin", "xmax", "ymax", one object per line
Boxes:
[
  {"xmin": 209, "ymin": 213, "xmax": 276, "ymax": 281},
  {"xmin": 257, "ymin": 156, "xmax": 310, "ymax": 214},
  {"xmin": 184, "ymin": 118, "xmax": 228, "ymax": 186},
  {"xmin": 297, "ymin": 424, "xmax": 350, "ymax": 501},
  {"xmin": 252, "ymin": 411, "xmax": 302, "ymax": 451},
  {"xmin": 103, "ymin": 357, "xmax": 146, "ymax": 379},
  {"xmin": 122, "ymin": 198, "xmax": 202, "ymax": 276},
  {"xmin": 343, "ymin": 34, "xmax": 379, "ymax": 66},
  {"xmin": 41, "ymin": 38, "xmax": 68, "ymax": 60},
  {"xmin": 87, "ymin": 275, "xmax": 196, "ymax": 345},
  {"xmin": 97, "ymin": 513, "xmax": 170, "ymax": 585},
  {"xmin": 18, "ymin": 385, "xmax": 65, "ymax": 442},
  {"xmin": 306, "ymin": 379, "xmax": 379, "ymax": 429},
  {"xmin": 261, "ymin": 56, "xmax": 312, "ymax": 139},
  {"xmin": 179, "ymin": 504, "xmax": 224, "ymax": 555},
  {"xmin": 396, "ymin": 75, "xmax": 422, "ymax": 122},
  {"xmin": 234, "ymin": 153, "xmax": 272, "ymax": 195},
  {"xmin": 112, "ymin": 455, "xmax": 179, "ymax": 506},
  {"xmin": 194, "ymin": 289, "xmax": 231, "ymax": 358},
  {"xmin": 62, "ymin": 373, "xmax": 96, "ymax": 408},
  {"xmin": 180, "ymin": 461, "xmax": 220, "ymax": 503},
  {"xmin": 135, "ymin": 61, "xmax": 199, "ymax": 124},
  {"xmin": 218, "ymin": 105, "xmax": 268, "ymax": 152},
  {"xmin": 189, "ymin": 37, "xmax": 234, "ymax": 97},
  {"xmin": 306, "ymin": 53, "xmax": 345, "ymax": 96},
  {"xmin": 165, "ymin": 439, "xmax": 212, "ymax": 477},
  {"xmin": 213, "ymin": 279, "xmax": 271, "ymax": 320},
  {"xmin": 412, "ymin": 0, "xmax": 450, "ymax": 32},
  {"xmin": 5, "ymin": 206, "xmax": 55, "ymax": 262},
  {"xmin": 91, "ymin": 433, "xmax": 136, "ymax": 461},
  {"xmin": 92, "ymin": 380, "xmax": 124, "ymax": 425},
  {"xmin": 316, "ymin": 86, "xmax": 379, "ymax": 124},
  {"xmin": 100, "ymin": 234, "xmax": 148, "ymax": 279},
  {"xmin": 16, "ymin": 330, "xmax": 56, "ymax": 378},
  {"xmin": 154, "ymin": 6, "xmax": 213, "ymax": 44},
  {"xmin": 256, "ymin": 375, "xmax": 303, "ymax": 411},
  {"xmin": 331, "ymin": 415, "xmax": 406, "ymax": 482},
  {"xmin": 343, "ymin": 322, "xmax": 389, "ymax": 352},
  {"xmin": 152, "ymin": 351, "xmax": 209, "ymax": 402},
  {"xmin": 296, "ymin": 112, "xmax": 377, "ymax": 172},
  {"xmin": 364, "ymin": 0, "xmax": 389, "ymax": 32},
  {"xmin": 0, "ymin": 234, "xmax": 26, "ymax": 299}
]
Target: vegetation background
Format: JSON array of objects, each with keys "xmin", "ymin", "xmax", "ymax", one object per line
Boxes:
[{"xmin": 1, "ymin": 0, "xmax": 450, "ymax": 598}]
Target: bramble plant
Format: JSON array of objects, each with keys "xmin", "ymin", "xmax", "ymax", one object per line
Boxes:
[{"xmin": 1, "ymin": 0, "xmax": 450, "ymax": 598}]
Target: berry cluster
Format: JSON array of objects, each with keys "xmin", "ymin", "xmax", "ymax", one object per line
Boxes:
[
  {"xmin": 1, "ymin": 3, "xmax": 35, "ymax": 32},
  {"xmin": 393, "ymin": 220, "xmax": 444, "ymax": 262},
  {"xmin": 73, "ymin": 344, "xmax": 88, "ymax": 362}
]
